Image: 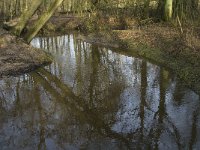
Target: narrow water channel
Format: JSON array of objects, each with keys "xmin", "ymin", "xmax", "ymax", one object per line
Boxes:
[{"xmin": 0, "ymin": 33, "xmax": 199, "ymax": 149}]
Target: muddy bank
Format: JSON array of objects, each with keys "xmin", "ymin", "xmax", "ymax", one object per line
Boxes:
[
  {"xmin": 38, "ymin": 14, "xmax": 83, "ymax": 35},
  {"xmin": 77, "ymin": 32, "xmax": 120, "ymax": 48},
  {"xmin": 0, "ymin": 28, "xmax": 52, "ymax": 77}
]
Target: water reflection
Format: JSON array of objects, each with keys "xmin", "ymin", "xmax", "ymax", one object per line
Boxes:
[{"xmin": 0, "ymin": 34, "xmax": 199, "ymax": 149}]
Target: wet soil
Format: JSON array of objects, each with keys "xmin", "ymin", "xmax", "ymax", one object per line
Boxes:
[{"xmin": 39, "ymin": 14, "xmax": 83, "ymax": 35}]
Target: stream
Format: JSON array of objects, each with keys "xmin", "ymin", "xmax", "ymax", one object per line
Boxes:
[{"xmin": 0, "ymin": 33, "xmax": 199, "ymax": 149}]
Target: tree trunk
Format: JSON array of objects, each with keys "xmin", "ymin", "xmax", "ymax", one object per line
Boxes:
[
  {"xmin": 164, "ymin": 0, "xmax": 173, "ymax": 21},
  {"xmin": 12, "ymin": 0, "xmax": 43, "ymax": 36},
  {"xmin": 24, "ymin": 0, "xmax": 64, "ymax": 43},
  {"xmin": 144, "ymin": 0, "xmax": 150, "ymax": 18},
  {"xmin": 157, "ymin": 0, "xmax": 165, "ymax": 20},
  {"xmin": 157, "ymin": 0, "xmax": 173, "ymax": 21},
  {"xmin": 2, "ymin": 0, "xmax": 6, "ymax": 20}
]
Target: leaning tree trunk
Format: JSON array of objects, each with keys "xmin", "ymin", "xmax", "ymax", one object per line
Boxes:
[
  {"xmin": 11, "ymin": 0, "xmax": 43, "ymax": 36},
  {"xmin": 25, "ymin": 0, "xmax": 64, "ymax": 43}
]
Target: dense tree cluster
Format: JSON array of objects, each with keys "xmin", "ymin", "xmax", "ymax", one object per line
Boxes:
[
  {"xmin": 0, "ymin": 0, "xmax": 199, "ymax": 43},
  {"xmin": 1, "ymin": 0, "xmax": 199, "ymax": 21}
]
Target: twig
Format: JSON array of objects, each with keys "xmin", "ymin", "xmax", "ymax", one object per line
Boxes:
[{"xmin": 177, "ymin": 15, "xmax": 183, "ymax": 34}]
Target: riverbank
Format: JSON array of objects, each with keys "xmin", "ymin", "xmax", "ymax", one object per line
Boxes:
[
  {"xmin": 0, "ymin": 28, "xmax": 52, "ymax": 77},
  {"xmin": 1, "ymin": 13, "xmax": 200, "ymax": 93},
  {"xmin": 67, "ymin": 16, "xmax": 200, "ymax": 94},
  {"xmin": 114, "ymin": 24, "xmax": 200, "ymax": 94}
]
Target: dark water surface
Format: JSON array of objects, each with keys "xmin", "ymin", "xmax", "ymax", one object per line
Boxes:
[{"xmin": 0, "ymin": 34, "xmax": 199, "ymax": 150}]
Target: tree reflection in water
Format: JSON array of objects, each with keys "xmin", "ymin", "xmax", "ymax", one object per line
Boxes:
[{"xmin": 0, "ymin": 34, "xmax": 199, "ymax": 149}]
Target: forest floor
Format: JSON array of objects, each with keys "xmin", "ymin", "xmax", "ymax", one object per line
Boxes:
[
  {"xmin": 0, "ymin": 28, "xmax": 52, "ymax": 77},
  {"xmin": 115, "ymin": 23, "xmax": 200, "ymax": 64}
]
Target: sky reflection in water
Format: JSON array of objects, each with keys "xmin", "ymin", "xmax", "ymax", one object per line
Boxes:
[{"xmin": 0, "ymin": 34, "xmax": 199, "ymax": 150}]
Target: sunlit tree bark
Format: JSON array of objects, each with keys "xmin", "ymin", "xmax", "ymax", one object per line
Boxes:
[
  {"xmin": 25, "ymin": 0, "xmax": 64, "ymax": 43},
  {"xmin": 12, "ymin": 0, "xmax": 43, "ymax": 36},
  {"xmin": 165, "ymin": 0, "xmax": 173, "ymax": 21}
]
